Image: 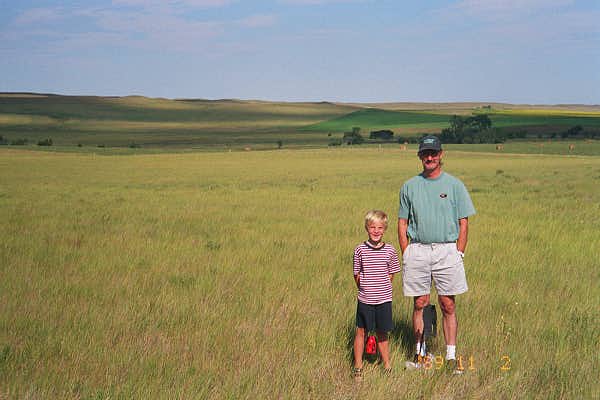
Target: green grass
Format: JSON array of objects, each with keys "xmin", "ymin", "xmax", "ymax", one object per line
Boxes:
[
  {"xmin": 305, "ymin": 108, "xmax": 600, "ymax": 134},
  {"xmin": 1, "ymin": 147, "xmax": 599, "ymax": 398},
  {"xmin": 302, "ymin": 108, "xmax": 451, "ymax": 132},
  {"xmin": 486, "ymin": 113, "xmax": 600, "ymax": 128},
  {"xmin": 444, "ymin": 140, "xmax": 600, "ymax": 156}
]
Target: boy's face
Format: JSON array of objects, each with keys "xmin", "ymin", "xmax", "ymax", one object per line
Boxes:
[{"xmin": 366, "ymin": 221, "xmax": 386, "ymax": 243}]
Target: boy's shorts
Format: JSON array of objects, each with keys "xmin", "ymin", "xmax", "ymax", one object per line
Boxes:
[
  {"xmin": 402, "ymin": 242, "xmax": 468, "ymax": 296},
  {"xmin": 356, "ymin": 301, "xmax": 393, "ymax": 333}
]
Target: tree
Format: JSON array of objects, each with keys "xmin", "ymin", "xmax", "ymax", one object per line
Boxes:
[
  {"xmin": 440, "ymin": 114, "xmax": 501, "ymax": 144},
  {"xmin": 343, "ymin": 127, "xmax": 364, "ymax": 145},
  {"xmin": 369, "ymin": 130, "xmax": 394, "ymax": 140},
  {"xmin": 37, "ymin": 138, "xmax": 53, "ymax": 146}
]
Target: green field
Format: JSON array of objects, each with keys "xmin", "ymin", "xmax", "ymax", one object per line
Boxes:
[
  {"xmin": 2, "ymin": 94, "xmax": 600, "ymax": 151},
  {"xmin": 1, "ymin": 147, "xmax": 599, "ymax": 398},
  {"xmin": 302, "ymin": 109, "xmax": 451, "ymax": 133}
]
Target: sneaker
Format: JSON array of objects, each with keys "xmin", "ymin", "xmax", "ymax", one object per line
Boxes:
[
  {"xmin": 353, "ymin": 367, "xmax": 363, "ymax": 382},
  {"xmin": 404, "ymin": 354, "xmax": 423, "ymax": 370},
  {"xmin": 445, "ymin": 358, "xmax": 464, "ymax": 375}
]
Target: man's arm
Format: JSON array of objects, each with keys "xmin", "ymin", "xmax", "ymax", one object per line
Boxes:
[
  {"xmin": 398, "ymin": 218, "xmax": 409, "ymax": 254},
  {"xmin": 456, "ymin": 217, "xmax": 469, "ymax": 253},
  {"xmin": 354, "ymin": 274, "xmax": 360, "ymax": 288}
]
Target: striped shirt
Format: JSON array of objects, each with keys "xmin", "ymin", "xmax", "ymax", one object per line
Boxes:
[{"xmin": 353, "ymin": 242, "xmax": 400, "ymax": 305}]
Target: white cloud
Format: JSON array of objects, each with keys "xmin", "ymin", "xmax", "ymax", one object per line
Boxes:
[
  {"xmin": 238, "ymin": 14, "xmax": 277, "ymax": 28},
  {"xmin": 76, "ymin": 8, "xmax": 224, "ymax": 52},
  {"xmin": 13, "ymin": 7, "xmax": 64, "ymax": 25},
  {"xmin": 452, "ymin": 0, "xmax": 574, "ymax": 19},
  {"xmin": 4, "ymin": 2, "xmax": 280, "ymax": 54},
  {"xmin": 279, "ymin": 0, "xmax": 368, "ymax": 5},
  {"xmin": 112, "ymin": 0, "xmax": 231, "ymax": 7}
]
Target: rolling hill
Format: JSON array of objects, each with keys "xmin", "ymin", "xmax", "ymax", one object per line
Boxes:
[{"xmin": 1, "ymin": 93, "xmax": 599, "ymax": 149}]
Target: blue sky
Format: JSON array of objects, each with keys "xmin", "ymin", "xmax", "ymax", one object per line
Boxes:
[{"xmin": 1, "ymin": 0, "xmax": 599, "ymax": 103}]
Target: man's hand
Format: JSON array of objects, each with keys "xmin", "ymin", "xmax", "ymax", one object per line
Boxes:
[
  {"xmin": 456, "ymin": 217, "xmax": 469, "ymax": 254},
  {"xmin": 398, "ymin": 218, "xmax": 409, "ymax": 254}
]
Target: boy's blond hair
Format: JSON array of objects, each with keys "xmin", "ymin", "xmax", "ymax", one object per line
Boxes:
[{"xmin": 364, "ymin": 210, "xmax": 388, "ymax": 229}]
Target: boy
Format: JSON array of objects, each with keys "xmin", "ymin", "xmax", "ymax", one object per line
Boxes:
[{"xmin": 353, "ymin": 210, "xmax": 401, "ymax": 379}]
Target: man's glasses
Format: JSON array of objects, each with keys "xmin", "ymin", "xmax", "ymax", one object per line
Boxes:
[{"xmin": 418, "ymin": 150, "xmax": 440, "ymax": 158}]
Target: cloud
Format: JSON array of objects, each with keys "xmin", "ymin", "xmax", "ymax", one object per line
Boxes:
[
  {"xmin": 451, "ymin": 0, "xmax": 575, "ymax": 19},
  {"xmin": 278, "ymin": 0, "xmax": 368, "ymax": 5},
  {"xmin": 112, "ymin": 0, "xmax": 231, "ymax": 7},
  {"xmin": 13, "ymin": 7, "xmax": 64, "ymax": 25},
  {"xmin": 2, "ymin": 3, "xmax": 278, "ymax": 57},
  {"xmin": 237, "ymin": 14, "xmax": 277, "ymax": 28},
  {"xmin": 75, "ymin": 8, "xmax": 225, "ymax": 52}
]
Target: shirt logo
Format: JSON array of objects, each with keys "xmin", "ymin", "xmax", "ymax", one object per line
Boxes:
[{"xmin": 440, "ymin": 193, "xmax": 447, "ymax": 198}]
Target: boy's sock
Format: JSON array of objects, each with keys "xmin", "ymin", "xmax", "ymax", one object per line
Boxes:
[{"xmin": 446, "ymin": 345, "xmax": 456, "ymax": 360}]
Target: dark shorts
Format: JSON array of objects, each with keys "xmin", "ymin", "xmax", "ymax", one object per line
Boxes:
[{"xmin": 355, "ymin": 301, "xmax": 393, "ymax": 333}]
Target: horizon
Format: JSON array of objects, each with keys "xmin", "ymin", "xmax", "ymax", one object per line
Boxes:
[
  {"xmin": 2, "ymin": 91, "xmax": 599, "ymax": 107},
  {"xmin": 1, "ymin": 1, "xmax": 599, "ymax": 105}
]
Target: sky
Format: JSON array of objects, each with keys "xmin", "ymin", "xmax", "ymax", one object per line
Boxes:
[{"xmin": 1, "ymin": 0, "xmax": 599, "ymax": 104}]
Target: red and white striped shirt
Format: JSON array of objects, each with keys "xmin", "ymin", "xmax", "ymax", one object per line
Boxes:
[{"xmin": 353, "ymin": 242, "xmax": 400, "ymax": 305}]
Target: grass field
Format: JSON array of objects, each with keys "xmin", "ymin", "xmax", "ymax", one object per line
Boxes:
[
  {"xmin": 1, "ymin": 147, "xmax": 599, "ymax": 399},
  {"xmin": 2, "ymin": 94, "xmax": 600, "ymax": 150}
]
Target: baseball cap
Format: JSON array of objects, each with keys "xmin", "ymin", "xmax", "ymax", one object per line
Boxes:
[{"xmin": 418, "ymin": 135, "xmax": 442, "ymax": 153}]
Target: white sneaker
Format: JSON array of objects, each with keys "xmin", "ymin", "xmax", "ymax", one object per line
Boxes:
[{"xmin": 405, "ymin": 354, "xmax": 423, "ymax": 370}]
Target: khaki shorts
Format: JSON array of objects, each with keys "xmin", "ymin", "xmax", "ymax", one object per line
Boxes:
[{"xmin": 402, "ymin": 242, "xmax": 468, "ymax": 297}]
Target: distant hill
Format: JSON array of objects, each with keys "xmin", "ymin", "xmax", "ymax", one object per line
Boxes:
[
  {"xmin": 0, "ymin": 93, "xmax": 359, "ymax": 148},
  {"xmin": 1, "ymin": 93, "xmax": 599, "ymax": 149}
]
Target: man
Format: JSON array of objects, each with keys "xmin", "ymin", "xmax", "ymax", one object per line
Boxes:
[{"xmin": 398, "ymin": 135, "xmax": 475, "ymax": 373}]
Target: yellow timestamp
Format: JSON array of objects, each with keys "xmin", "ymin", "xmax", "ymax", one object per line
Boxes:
[{"xmin": 417, "ymin": 354, "xmax": 512, "ymax": 371}]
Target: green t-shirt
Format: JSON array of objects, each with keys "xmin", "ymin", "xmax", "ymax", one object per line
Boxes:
[{"xmin": 399, "ymin": 172, "xmax": 475, "ymax": 243}]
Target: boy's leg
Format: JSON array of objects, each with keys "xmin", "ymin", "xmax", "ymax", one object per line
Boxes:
[
  {"xmin": 374, "ymin": 302, "xmax": 393, "ymax": 370},
  {"xmin": 376, "ymin": 332, "xmax": 390, "ymax": 369},
  {"xmin": 353, "ymin": 327, "xmax": 366, "ymax": 369}
]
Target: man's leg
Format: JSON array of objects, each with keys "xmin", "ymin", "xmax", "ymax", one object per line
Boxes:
[
  {"xmin": 413, "ymin": 294, "xmax": 430, "ymax": 355},
  {"xmin": 438, "ymin": 295, "xmax": 457, "ymax": 358}
]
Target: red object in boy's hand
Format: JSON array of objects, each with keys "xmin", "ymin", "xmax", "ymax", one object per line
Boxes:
[{"xmin": 365, "ymin": 335, "xmax": 377, "ymax": 355}]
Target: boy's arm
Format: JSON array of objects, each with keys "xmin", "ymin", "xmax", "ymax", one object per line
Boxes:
[{"xmin": 353, "ymin": 247, "xmax": 361, "ymax": 288}]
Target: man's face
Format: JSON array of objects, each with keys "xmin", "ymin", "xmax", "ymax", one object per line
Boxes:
[{"xmin": 418, "ymin": 149, "xmax": 443, "ymax": 173}]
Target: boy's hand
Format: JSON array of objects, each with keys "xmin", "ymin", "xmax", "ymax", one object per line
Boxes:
[{"xmin": 354, "ymin": 275, "xmax": 360, "ymax": 288}]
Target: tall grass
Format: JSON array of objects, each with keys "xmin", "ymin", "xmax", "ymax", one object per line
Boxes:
[{"xmin": 1, "ymin": 148, "xmax": 599, "ymax": 399}]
